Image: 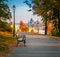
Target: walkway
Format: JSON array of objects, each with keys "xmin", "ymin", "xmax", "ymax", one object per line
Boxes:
[{"xmin": 10, "ymin": 35, "xmax": 60, "ymax": 57}]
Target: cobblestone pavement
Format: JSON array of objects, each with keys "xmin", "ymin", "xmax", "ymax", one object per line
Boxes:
[{"xmin": 10, "ymin": 35, "xmax": 60, "ymax": 57}]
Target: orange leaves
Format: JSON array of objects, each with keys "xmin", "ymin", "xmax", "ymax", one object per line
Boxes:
[{"xmin": 19, "ymin": 21, "xmax": 26, "ymax": 30}]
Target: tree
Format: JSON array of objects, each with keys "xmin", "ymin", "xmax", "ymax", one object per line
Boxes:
[
  {"xmin": 24, "ymin": 0, "xmax": 60, "ymax": 34},
  {"xmin": 19, "ymin": 21, "xmax": 29, "ymax": 32},
  {"xmin": 24, "ymin": 0, "xmax": 48, "ymax": 34},
  {"xmin": 19, "ymin": 21, "xmax": 26, "ymax": 30},
  {"xmin": 0, "ymin": 0, "xmax": 12, "ymax": 32},
  {"xmin": 0, "ymin": 0, "xmax": 11, "ymax": 21}
]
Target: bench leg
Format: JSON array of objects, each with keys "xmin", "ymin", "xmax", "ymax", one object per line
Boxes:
[
  {"xmin": 16, "ymin": 41, "xmax": 19, "ymax": 47},
  {"xmin": 23, "ymin": 40, "xmax": 26, "ymax": 46}
]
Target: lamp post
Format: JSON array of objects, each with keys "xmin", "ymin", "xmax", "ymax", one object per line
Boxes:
[
  {"xmin": 13, "ymin": 5, "xmax": 16, "ymax": 36},
  {"xmin": 36, "ymin": 20, "xmax": 40, "ymax": 33}
]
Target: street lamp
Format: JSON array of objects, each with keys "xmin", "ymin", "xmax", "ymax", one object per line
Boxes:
[{"xmin": 13, "ymin": 5, "xmax": 16, "ymax": 36}]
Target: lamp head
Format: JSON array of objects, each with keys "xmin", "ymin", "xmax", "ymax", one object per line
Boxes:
[{"xmin": 13, "ymin": 5, "xmax": 16, "ymax": 10}]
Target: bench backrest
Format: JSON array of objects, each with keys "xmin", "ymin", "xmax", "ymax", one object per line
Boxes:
[{"xmin": 16, "ymin": 34, "xmax": 26, "ymax": 39}]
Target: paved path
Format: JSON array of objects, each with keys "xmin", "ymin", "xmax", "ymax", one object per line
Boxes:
[{"xmin": 10, "ymin": 35, "xmax": 60, "ymax": 57}]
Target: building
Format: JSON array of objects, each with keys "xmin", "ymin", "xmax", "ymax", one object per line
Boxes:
[{"xmin": 27, "ymin": 18, "xmax": 40, "ymax": 34}]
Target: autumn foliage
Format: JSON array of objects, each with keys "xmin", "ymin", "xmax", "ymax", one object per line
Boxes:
[
  {"xmin": 19, "ymin": 21, "xmax": 26, "ymax": 29},
  {"xmin": 19, "ymin": 21, "xmax": 29, "ymax": 32}
]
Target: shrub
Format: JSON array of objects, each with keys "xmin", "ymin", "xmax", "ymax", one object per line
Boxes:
[
  {"xmin": 0, "ymin": 35, "xmax": 8, "ymax": 52},
  {"xmin": 30, "ymin": 29, "xmax": 34, "ymax": 33},
  {"xmin": 51, "ymin": 29, "xmax": 60, "ymax": 37},
  {"xmin": 0, "ymin": 43, "xmax": 8, "ymax": 52},
  {"xmin": 21, "ymin": 27, "xmax": 29, "ymax": 32},
  {"xmin": 5, "ymin": 23, "xmax": 12, "ymax": 32},
  {"xmin": 0, "ymin": 20, "xmax": 12, "ymax": 32}
]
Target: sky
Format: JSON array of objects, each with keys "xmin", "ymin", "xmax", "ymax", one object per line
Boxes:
[{"xmin": 8, "ymin": 0, "xmax": 42, "ymax": 24}]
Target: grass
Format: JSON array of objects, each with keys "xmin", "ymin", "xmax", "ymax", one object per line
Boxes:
[{"xmin": 0, "ymin": 32, "xmax": 17, "ymax": 52}]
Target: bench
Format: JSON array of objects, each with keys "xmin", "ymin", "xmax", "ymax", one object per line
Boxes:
[{"xmin": 16, "ymin": 34, "xmax": 26, "ymax": 46}]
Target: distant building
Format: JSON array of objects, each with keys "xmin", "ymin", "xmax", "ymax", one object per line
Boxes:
[{"xmin": 27, "ymin": 18, "xmax": 40, "ymax": 33}]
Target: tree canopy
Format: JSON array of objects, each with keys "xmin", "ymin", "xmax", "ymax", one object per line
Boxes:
[
  {"xmin": 24, "ymin": 0, "xmax": 60, "ymax": 33},
  {"xmin": 0, "ymin": 0, "xmax": 11, "ymax": 21},
  {"xmin": 0, "ymin": 0, "xmax": 12, "ymax": 32}
]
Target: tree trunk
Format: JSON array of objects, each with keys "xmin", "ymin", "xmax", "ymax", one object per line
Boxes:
[
  {"xmin": 45, "ymin": 19, "xmax": 47, "ymax": 35},
  {"xmin": 58, "ymin": 9, "xmax": 60, "ymax": 32}
]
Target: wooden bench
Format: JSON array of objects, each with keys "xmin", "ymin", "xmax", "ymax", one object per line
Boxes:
[{"xmin": 16, "ymin": 34, "xmax": 26, "ymax": 46}]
